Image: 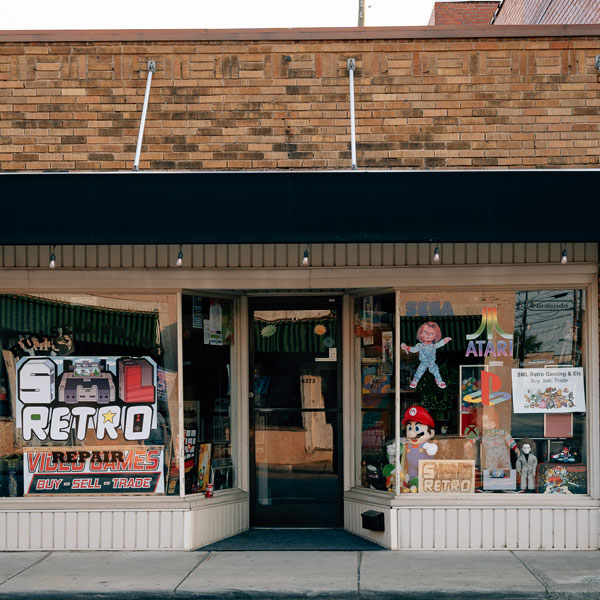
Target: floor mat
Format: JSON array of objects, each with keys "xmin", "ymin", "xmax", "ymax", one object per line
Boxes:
[{"xmin": 199, "ymin": 528, "xmax": 385, "ymax": 551}]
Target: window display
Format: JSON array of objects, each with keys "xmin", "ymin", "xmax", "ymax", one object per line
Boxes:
[
  {"xmin": 182, "ymin": 295, "xmax": 235, "ymax": 495},
  {"xmin": 358, "ymin": 289, "xmax": 587, "ymax": 495},
  {"xmin": 357, "ymin": 293, "xmax": 396, "ymax": 492},
  {"xmin": 0, "ymin": 293, "xmax": 180, "ymax": 496}
]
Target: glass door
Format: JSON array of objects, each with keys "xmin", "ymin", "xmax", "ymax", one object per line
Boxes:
[{"xmin": 249, "ymin": 296, "xmax": 343, "ymax": 527}]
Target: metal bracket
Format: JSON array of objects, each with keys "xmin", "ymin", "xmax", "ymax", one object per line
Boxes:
[
  {"xmin": 347, "ymin": 58, "xmax": 356, "ymax": 72},
  {"xmin": 147, "ymin": 60, "xmax": 156, "ymax": 73},
  {"xmin": 595, "ymin": 56, "xmax": 600, "ymax": 71}
]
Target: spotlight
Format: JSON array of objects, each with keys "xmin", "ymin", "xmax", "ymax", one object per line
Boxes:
[
  {"xmin": 561, "ymin": 248, "xmax": 567, "ymax": 264},
  {"xmin": 302, "ymin": 244, "xmax": 309, "ymax": 266},
  {"xmin": 433, "ymin": 246, "xmax": 440, "ymax": 262},
  {"xmin": 176, "ymin": 246, "xmax": 183, "ymax": 268},
  {"xmin": 49, "ymin": 246, "xmax": 56, "ymax": 269}
]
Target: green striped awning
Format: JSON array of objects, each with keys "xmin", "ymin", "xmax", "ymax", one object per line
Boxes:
[
  {"xmin": 254, "ymin": 317, "xmax": 336, "ymax": 353},
  {"xmin": 0, "ymin": 294, "xmax": 159, "ymax": 350}
]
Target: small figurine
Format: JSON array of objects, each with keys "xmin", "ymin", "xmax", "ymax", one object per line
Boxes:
[
  {"xmin": 360, "ymin": 460, "xmax": 369, "ymax": 488},
  {"xmin": 401, "ymin": 405, "xmax": 438, "ymax": 492},
  {"xmin": 515, "ymin": 438, "xmax": 538, "ymax": 492},
  {"xmin": 551, "ymin": 446, "xmax": 575, "ymax": 463},
  {"xmin": 477, "ymin": 406, "xmax": 519, "ymax": 470},
  {"xmin": 401, "ymin": 321, "xmax": 451, "ymax": 389}
]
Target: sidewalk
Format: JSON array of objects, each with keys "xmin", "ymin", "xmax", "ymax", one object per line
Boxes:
[{"xmin": 0, "ymin": 549, "xmax": 598, "ymax": 599}]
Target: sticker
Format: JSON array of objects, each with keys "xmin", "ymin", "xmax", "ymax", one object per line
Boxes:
[{"xmin": 324, "ymin": 336, "xmax": 334, "ymax": 348}]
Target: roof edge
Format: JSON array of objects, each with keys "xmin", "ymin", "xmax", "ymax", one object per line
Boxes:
[{"xmin": 1, "ymin": 24, "xmax": 600, "ymax": 43}]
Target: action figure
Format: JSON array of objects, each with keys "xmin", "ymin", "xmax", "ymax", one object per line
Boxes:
[
  {"xmin": 515, "ymin": 438, "xmax": 538, "ymax": 492},
  {"xmin": 401, "ymin": 321, "xmax": 451, "ymax": 389},
  {"xmin": 401, "ymin": 405, "xmax": 438, "ymax": 492}
]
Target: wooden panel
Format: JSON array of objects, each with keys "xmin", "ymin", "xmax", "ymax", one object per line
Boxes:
[
  {"xmin": 565, "ymin": 509, "xmax": 578, "ymax": 549},
  {"xmin": 434, "ymin": 509, "xmax": 446, "ymax": 549},
  {"xmin": 159, "ymin": 510, "xmax": 172, "ymax": 549},
  {"xmin": 446, "ymin": 509, "xmax": 458, "ymax": 549},
  {"xmin": 6, "ymin": 513, "xmax": 18, "ymax": 550},
  {"xmin": 409, "ymin": 509, "xmax": 422, "ymax": 549},
  {"xmin": 54, "ymin": 512, "xmax": 66, "ymax": 550},
  {"xmin": 112, "ymin": 511, "xmax": 125, "ymax": 549},
  {"xmin": 506, "ymin": 508, "xmax": 518, "ymax": 549},
  {"xmin": 29, "ymin": 512, "xmax": 42, "ymax": 549},
  {"xmin": 136, "ymin": 511, "xmax": 149, "ymax": 549},
  {"xmin": 89, "ymin": 512, "xmax": 101, "ymax": 549},
  {"xmin": 398, "ymin": 508, "xmax": 411, "ymax": 549},
  {"xmin": 65, "ymin": 512, "xmax": 77, "ymax": 549},
  {"xmin": 147, "ymin": 511, "xmax": 161, "ymax": 549},
  {"xmin": 77, "ymin": 512, "xmax": 89, "ymax": 549},
  {"xmin": 541, "ymin": 509, "xmax": 554, "ymax": 549},
  {"xmin": 529, "ymin": 508, "xmax": 541, "ymax": 550},
  {"xmin": 553, "ymin": 509, "xmax": 565, "ymax": 549},
  {"xmin": 482, "ymin": 508, "xmax": 494, "ymax": 549},
  {"xmin": 470, "ymin": 508, "xmax": 482, "ymax": 549},
  {"xmin": 42, "ymin": 512, "xmax": 53, "ymax": 548},
  {"xmin": 100, "ymin": 511, "xmax": 113, "ymax": 549},
  {"xmin": 124, "ymin": 512, "xmax": 137, "ymax": 549}
]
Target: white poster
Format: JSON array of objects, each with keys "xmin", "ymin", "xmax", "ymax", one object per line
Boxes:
[{"xmin": 511, "ymin": 367, "xmax": 585, "ymax": 413}]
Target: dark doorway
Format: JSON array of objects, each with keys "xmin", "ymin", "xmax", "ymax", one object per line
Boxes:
[{"xmin": 249, "ymin": 296, "xmax": 343, "ymax": 527}]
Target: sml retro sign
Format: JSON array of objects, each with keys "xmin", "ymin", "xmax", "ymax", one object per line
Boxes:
[{"xmin": 17, "ymin": 356, "xmax": 158, "ymax": 442}]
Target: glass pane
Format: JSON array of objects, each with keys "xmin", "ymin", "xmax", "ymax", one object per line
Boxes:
[
  {"xmin": 0, "ymin": 293, "xmax": 179, "ymax": 497},
  {"xmin": 396, "ymin": 290, "xmax": 587, "ymax": 495},
  {"xmin": 182, "ymin": 295, "xmax": 234, "ymax": 495},
  {"xmin": 253, "ymin": 409, "xmax": 340, "ymax": 527},
  {"xmin": 355, "ymin": 293, "xmax": 396, "ymax": 492}
]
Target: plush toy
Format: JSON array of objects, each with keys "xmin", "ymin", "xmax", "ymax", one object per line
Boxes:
[
  {"xmin": 401, "ymin": 321, "xmax": 451, "ymax": 389},
  {"xmin": 515, "ymin": 438, "xmax": 538, "ymax": 492},
  {"xmin": 401, "ymin": 405, "xmax": 438, "ymax": 492},
  {"xmin": 478, "ymin": 406, "xmax": 519, "ymax": 470}
]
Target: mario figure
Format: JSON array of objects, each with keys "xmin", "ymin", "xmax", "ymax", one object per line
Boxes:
[{"xmin": 402, "ymin": 405, "xmax": 438, "ymax": 492}]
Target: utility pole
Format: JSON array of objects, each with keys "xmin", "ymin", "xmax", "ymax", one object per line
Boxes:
[{"xmin": 358, "ymin": 0, "xmax": 365, "ymax": 26}]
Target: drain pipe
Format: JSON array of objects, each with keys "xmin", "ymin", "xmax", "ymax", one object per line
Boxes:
[
  {"xmin": 347, "ymin": 58, "xmax": 357, "ymax": 170},
  {"xmin": 133, "ymin": 60, "xmax": 156, "ymax": 172}
]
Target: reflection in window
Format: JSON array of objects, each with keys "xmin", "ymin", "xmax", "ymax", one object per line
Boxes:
[
  {"xmin": 182, "ymin": 296, "xmax": 234, "ymax": 495},
  {"xmin": 356, "ymin": 294, "xmax": 396, "ymax": 492},
  {"xmin": 0, "ymin": 293, "xmax": 180, "ymax": 497}
]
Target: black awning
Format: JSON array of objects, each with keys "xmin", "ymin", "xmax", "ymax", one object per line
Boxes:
[{"xmin": 1, "ymin": 170, "xmax": 598, "ymax": 244}]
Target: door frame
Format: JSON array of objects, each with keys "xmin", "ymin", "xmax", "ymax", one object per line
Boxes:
[{"xmin": 247, "ymin": 294, "xmax": 344, "ymax": 527}]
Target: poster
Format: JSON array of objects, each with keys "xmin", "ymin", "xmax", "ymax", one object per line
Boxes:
[
  {"xmin": 192, "ymin": 296, "xmax": 204, "ymax": 329},
  {"xmin": 16, "ymin": 356, "xmax": 158, "ymax": 442},
  {"xmin": 197, "ymin": 443, "xmax": 212, "ymax": 492},
  {"xmin": 24, "ymin": 447, "xmax": 164, "ymax": 495},
  {"xmin": 538, "ymin": 463, "xmax": 587, "ymax": 494},
  {"xmin": 418, "ymin": 459, "xmax": 475, "ymax": 494},
  {"xmin": 511, "ymin": 367, "xmax": 585, "ymax": 413}
]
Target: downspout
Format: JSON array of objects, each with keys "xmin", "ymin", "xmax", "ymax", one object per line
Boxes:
[
  {"xmin": 132, "ymin": 60, "xmax": 156, "ymax": 172},
  {"xmin": 347, "ymin": 58, "xmax": 357, "ymax": 170}
]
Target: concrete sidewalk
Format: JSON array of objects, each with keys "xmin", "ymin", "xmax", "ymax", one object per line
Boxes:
[{"xmin": 0, "ymin": 549, "xmax": 598, "ymax": 599}]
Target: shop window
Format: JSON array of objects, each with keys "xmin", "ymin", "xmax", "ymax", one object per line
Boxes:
[
  {"xmin": 182, "ymin": 295, "xmax": 235, "ymax": 495},
  {"xmin": 356, "ymin": 293, "xmax": 396, "ymax": 492},
  {"xmin": 0, "ymin": 293, "xmax": 180, "ymax": 497},
  {"xmin": 357, "ymin": 289, "xmax": 588, "ymax": 496}
]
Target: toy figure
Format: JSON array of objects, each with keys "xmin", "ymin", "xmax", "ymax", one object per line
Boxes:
[
  {"xmin": 515, "ymin": 438, "xmax": 538, "ymax": 492},
  {"xmin": 401, "ymin": 405, "xmax": 438, "ymax": 492},
  {"xmin": 551, "ymin": 446, "xmax": 575, "ymax": 463},
  {"xmin": 478, "ymin": 406, "xmax": 519, "ymax": 470},
  {"xmin": 401, "ymin": 321, "xmax": 451, "ymax": 389}
]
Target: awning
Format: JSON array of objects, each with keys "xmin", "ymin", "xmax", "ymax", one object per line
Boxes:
[
  {"xmin": 254, "ymin": 317, "xmax": 337, "ymax": 353},
  {"xmin": 1, "ymin": 170, "xmax": 599, "ymax": 245},
  {"xmin": 0, "ymin": 294, "xmax": 159, "ymax": 350}
]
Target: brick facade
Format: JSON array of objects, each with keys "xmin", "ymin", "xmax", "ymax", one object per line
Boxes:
[
  {"xmin": 494, "ymin": 0, "xmax": 600, "ymax": 24},
  {"xmin": 1, "ymin": 29, "xmax": 600, "ymax": 171},
  {"xmin": 429, "ymin": 1, "xmax": 498, "ymax": 26}
]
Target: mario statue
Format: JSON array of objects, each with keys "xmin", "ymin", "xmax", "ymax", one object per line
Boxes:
[{"xmin": 401, "ymin": 405, "xmax": 438, "ymax": 492}]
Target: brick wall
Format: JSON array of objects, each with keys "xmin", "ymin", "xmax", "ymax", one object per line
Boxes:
[
  {"xmin": 1, "ymin": 31, "xmax": 600, "ymax": 171},
  {"xmin": 494, "ymin": 0, "xmax": 600, "ymax": 24},
  {"xmin": 429, "ymin": 1, "xmax": 498, "ymax": 25}
]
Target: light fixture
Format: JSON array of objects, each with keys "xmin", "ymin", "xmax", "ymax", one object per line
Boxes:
[
  {"xmin": 176, "ymin": 245, "xmax": 183, "ymax": 267},
  {"xmin": 561, "ymin": 247, "xmax": 567, "ymax": 264},
  {"xmin": 49, "ymin": 245, "xmax": 56, "ymax": 269},
  {"xmin": 302, "ymin": 243, "xmax": 309, "ymax": 266},
  {"xmin": 433, "ymin": 245, "xmax": 440, "ymax": 262}
]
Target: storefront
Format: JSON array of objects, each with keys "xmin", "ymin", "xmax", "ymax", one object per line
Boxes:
[{"xmin": 0, "ymin": 170, "xmax": 598, "ymax": 550}]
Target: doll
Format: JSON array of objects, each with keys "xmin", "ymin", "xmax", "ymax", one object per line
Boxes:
[
  {"xmin": 477, "ymin": 406, "xmax": 519, "ymax": 470},
  {"xmin": 515, "ymin": 438, "xmax": 538, "ymax": 492},
  {"xmin": 401, "ymin": 405, "xmax": 438, "ymax": 492},
  {"xmin": 401, "ymin": 321, "xmax": 451, "ymax": 389}
]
